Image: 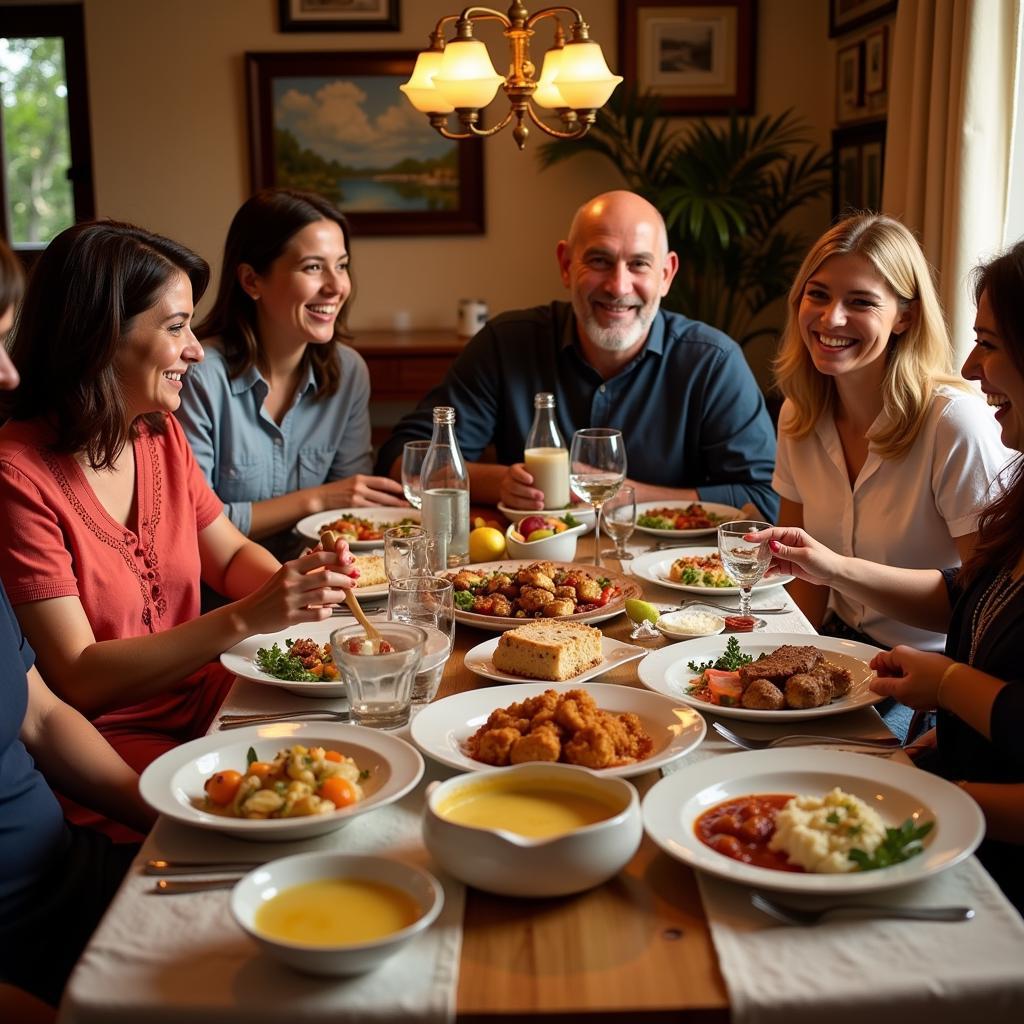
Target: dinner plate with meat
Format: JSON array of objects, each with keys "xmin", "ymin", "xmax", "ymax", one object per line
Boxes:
[
  {"xmin": 409, "ymin": 681, "xmax": 706, "ymax": 779},
  {"xmin": 634, "ymin": 501, "xmax": 742, "ymax": 539},
  {"xmin": 295, "ymin": 507, "xmax": 420, "ymax": 548},
  {"xmin": 630, "ymin": 546, "xmax": 794, "ymax": 596},
  {"xmin": 637, "ymin": 633, "xmax": 885, "ymax": 721},
  {"xmin": 444, "ymin": 559, "xmax": 643, "ymax": 631}
]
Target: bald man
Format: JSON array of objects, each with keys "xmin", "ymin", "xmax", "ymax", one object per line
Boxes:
[{"xmin": 375, "ymin": 191, "xmax": 778, "ymax": 518}]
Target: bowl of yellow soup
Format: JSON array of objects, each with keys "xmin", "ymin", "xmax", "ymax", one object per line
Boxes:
[
  {"xmin": 422, "ymin": 762, "xmax": 642, "ymax": 897},
  {"xmin": 231, "ymin": 852, "xmax": 444, "ymax": 976}
]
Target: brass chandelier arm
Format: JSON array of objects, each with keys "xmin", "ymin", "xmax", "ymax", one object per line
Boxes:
[
  {"xmin": 460, "ymin": 109, "xmax": 516, "ymax": 136},
  {"xmin": 454, "ymin": 6, "xmax": 513, "ymax": 27},
  {"xmin": 526, "ymin": 6, "xmax": 586, "ymax": 29},
  {"xmin": 526, "ymin": 102, "xmax": 590, "ymax": 139}
]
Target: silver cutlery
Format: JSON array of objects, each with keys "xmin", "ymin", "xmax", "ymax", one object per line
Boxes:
[
  {"xmin": 218, "ymin": 708, "xmax": 349, "ymax": 729},
  {"xmin": 712, "ymin": 721, "xmax": 899, "ymax": 750},
  {"xmin": 751, "ymin": 892, "xmax": 974, "ymax": 926},
  {"xmin": 151, "ymin": 877, "xmax": 242, "ymax": 895},
  {"xmin": 669, "ymin": 600, "xmax": 790, "ymax": 615},
  {"xmin": 144, "ymin": 859, "xmax": 264, "ymax": 876}
]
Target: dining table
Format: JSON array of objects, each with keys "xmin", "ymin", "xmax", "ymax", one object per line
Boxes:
[{"xmin": 58, "ymin": 524, "xmax": 1024, "ymax": 1024}]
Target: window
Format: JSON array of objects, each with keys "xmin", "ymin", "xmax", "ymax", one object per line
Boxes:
[{"xmin": 0, "ymin": 3, "xmax": 93, "ymax": 261}]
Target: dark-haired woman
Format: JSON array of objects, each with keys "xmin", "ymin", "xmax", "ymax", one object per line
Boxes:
[
  {"xmin": 177, "ymin": 188, "xmax": 404, "ymax": 561},
  {"xmin": 0, "ymin": 221, "xmax": 356, "ymax": 838},
  {"xmin": 751, "ymin": 239, "xmax": 1024, "ymax": 911}
]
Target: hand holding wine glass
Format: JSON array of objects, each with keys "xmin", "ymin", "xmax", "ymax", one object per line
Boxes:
[
  {"xmin": 569, "ymin": 428, "xmax": 626, "ymax": 568},
  {"xmin": 717, "ymin": 520, "xmax": 773, "ymax": 619}
]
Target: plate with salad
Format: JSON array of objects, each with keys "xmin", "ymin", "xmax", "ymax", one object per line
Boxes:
[
  {"xmin": 630, "ymin": 546, "xmax": 793, "ymax": 596},
  {"xmin": 634, "ymin": 501, "xmax": 742, "ymax": 539},
  {"xmin": 221, "ymin": 618, "xmax": 355, "ymax": 698},
  {"xmin": 295, "ymin": 507, "xmax": 420, "ymax": 548}
]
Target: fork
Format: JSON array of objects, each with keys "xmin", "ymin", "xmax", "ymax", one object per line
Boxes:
[
  {"xmin": 671, "ymin": 600, "xmax": 790, "ymax": 615},
  {"xmin": 218, "ymin": 708, "xmax": 349, "ymax": 729},
  {"xmin": 750, "ymin": 892, "xmax": 974, "ymax": 925},
  {"xmin": 712, "ymin": 720, "xmax": 899, "ymax": 750}
]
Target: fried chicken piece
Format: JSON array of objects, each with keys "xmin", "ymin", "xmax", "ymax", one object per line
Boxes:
[
  {"xmin": 573, "ymin": 577, "xmax": 602, "ymax": 602},
  {"xmin": 819, "ymin": 661, "xmax": 853, "ymax": 697},
  {"xmin": 603, "ymin": 711, "xmax": 654, "ymax": 762},
  {"xmin": 518, "ymin": 586, "xmax": 556, "ymax": 613},
  {"xmin": 785, "ymin": 672, "xmax": 832, "ymax": 709},
  {"xmin": 451, "ymin": 570, "xmax": 485, "ymax": 591},
  {"xmin": 554, "ymin": 690, "xmax": 601, "ymax": 732},
  {"xmin": 510, "ymin": 724, "xmax": 562, "ymax": 763},
  {"xmin": 516, "ymin": 568, "xmax": 556, "ymax": 592},
  {"xmin": 472, "ymin": 593, "xmax": 513, "ymax": 617},
  {"xmin": 471, "ymin": 727, "xmax": 521, "ymax": 766},
  {"xmin": 542, "ymin": 598, "xmax": 576, "ymax": 617},
  {"xmin": 741, "ymin": 679, "xmax": 785, "ymax": 710},
  {"xmin": 563, "ymin": 723, "xmax": 616, "ymax": 769},
  {"xmin": 554, "ymin": 586, "xmax": 577, "ymax": 601}
]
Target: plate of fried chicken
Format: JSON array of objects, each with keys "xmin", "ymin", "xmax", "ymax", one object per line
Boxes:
[
  {"xmin": 409, "ymin": 681, "xmax": 706, "ymax": 778},
  {"xmin": 637, "ymin": 634, "xmax": 885, "ymax": 721}
]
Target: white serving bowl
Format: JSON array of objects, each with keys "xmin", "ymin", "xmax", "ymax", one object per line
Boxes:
[
  {"xmin": 422, "ymin": 762, "xmax": 642, "ymax": 897},
  {"xmin": 231, "ymin": 852, "xmax": 444, "ymax": 976},
  {"xmin": 504, "ymin": 520, "xmax": 587, "ymax": 561},
  {"xmin": 655, "ymin": 609, "xmax": 726, "ymax": 639},
  {"xmin": 498, "ymin": 502, "xmax": 596, "ymax": 533}
]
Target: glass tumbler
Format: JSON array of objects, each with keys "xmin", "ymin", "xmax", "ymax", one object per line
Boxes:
[
  {"xmin": 384, "ymin": 525, "xmax": 432, "ymax": 581},
  {"xmin": 387, "ymin": 576, "xmax": 455, "ymax": 704}
]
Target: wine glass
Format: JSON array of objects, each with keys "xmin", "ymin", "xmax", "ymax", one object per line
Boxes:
[
  {"xmin": 401, "ymin": 440, "xmax": 431, "ymax": 510},
  {"xmin": 568, "ymin": 428, "xmax": 626, "ymax": 567},
  {"xmin": 602, "ymin": 484, "xmax": 636, "ymax": 562},
  {"xmin": 717, "ymin": 520, "xmax": 773, "ymax": 619}
]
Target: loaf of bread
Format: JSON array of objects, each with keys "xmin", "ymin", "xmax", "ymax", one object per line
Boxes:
[{"xmin": 492, "ymin": 620, "xmax": 603, "ymax": 681}]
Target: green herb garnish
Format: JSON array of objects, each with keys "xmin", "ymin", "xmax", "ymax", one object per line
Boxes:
[
  {"xmin": 255, "ymin": 641, "xmax": 318, "ymax": 681},
  {"xmin": 687, "ymin": 636, "xmax": 754, "ymax": 674},
  {"xmin": 848, "ymin": 819, "xmax": 934, "ymax": 871},
  {"xmin": 454, "ymin": 590, "xmax": 476, "ymax": 611},
  {"xmin": 560, "ymin": 511, "xmax": 581, "ymax": 528},
  {"xmin": 246, "ymin": 746, "xmax": 258, "ymax": 766}
]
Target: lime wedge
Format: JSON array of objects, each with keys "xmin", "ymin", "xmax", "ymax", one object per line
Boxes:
[{"xmin": 625, "ymin": 598, "xmax": 660, "ymax": 624}]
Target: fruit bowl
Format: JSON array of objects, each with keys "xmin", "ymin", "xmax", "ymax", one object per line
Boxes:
[{"xmin": 504, "ymin": 519, "xmax": 587, "ymax": 561}]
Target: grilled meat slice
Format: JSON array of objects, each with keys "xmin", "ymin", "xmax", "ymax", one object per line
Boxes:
[{"xmin": 738, "ymin": 645, "xmax": 822, "ymax": 689}]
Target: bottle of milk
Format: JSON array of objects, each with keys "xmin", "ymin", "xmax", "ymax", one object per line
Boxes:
[
  {"xmin": 523, "ymin": 392, "xmax": 570, "ymax": 510},
  {"xmin": 420, "ymin": 406, "xmax": 470, "ymax": 568}
]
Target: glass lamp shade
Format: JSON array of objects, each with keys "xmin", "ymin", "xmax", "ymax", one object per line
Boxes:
[
  {"xmin": 533, "ymin": 46, "xmax": 569, "ymax": 109},
  {"xmin": 400, "ymin": 50, "xmax": 455, "ymax": 114},
  {"xmin": 432, "ymin": 38, "xmax": 505, "ymax": 109},
  {"xmin": 553, "ymin": 40, "xmax": 623, "ymax": 109}
]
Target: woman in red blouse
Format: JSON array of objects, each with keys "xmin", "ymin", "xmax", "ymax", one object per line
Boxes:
[{"xmin": 0, "ymin": 221, "xmax": 357, "ymax": 836}]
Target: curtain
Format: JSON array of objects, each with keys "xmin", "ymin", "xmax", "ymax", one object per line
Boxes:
[{"xmin": 883, "ymin": 0, "xmax": 1022, "ymax": 361}]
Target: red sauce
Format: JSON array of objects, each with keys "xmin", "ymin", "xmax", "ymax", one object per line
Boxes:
[
  {"xmin": 724, "ymin": 615, "xmax": 756, "ymax": 632},
  {"xmin": 695, "ymin": 794, "xmax": 804, "ymax": 872}
]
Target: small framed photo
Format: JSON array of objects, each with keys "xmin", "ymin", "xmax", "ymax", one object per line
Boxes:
[
  {"xmin": 864, "ymin": 26, "xmax": 887, "ymax": 94},
  {"xmin": 861, "ymin": 140, "xmax": 883, "ymax": 210},
  {"xmin": 829, "ymin": 0, "xmax": 897, "ymax": 38},
  {"xmin": 278, "ymin": 0, "xmax": 399, "ymax": 33},
  {"xmin": 836, "ymin": 42, "xmax": 864, "ymax": 123},
  {"xmin": 832, "ymin": 121, "xmax": 887, "ymax": 218}
]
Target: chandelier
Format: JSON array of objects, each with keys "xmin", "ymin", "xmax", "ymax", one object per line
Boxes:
[{"xmin": 400, "ymin": 2, "xmax": 622, "ymax": 150}]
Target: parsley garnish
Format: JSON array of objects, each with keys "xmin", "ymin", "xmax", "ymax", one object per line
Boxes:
[
  {"xmin": 849, "ymin": 819, "xmax": 934, "ymax": 871},
  {"xmin": 687, "ymin": 636, "xmax": 755, "ymax": 673},
  {"xmin": 246, "ymin": 746, "xmax": 257, "ymax": 766}
]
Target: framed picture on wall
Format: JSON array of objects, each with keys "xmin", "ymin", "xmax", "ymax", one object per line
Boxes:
[
  {"xmin": 836, "ymin": 42, "xmax": 864, "ymax": 123},
  {"xmin": 245, "ymin": 51, "xmax": 484, "ymax": 236},
  {"xmin": 278, "ymin": 0, "xmax": 400, "ymax": 33},
  {"xmin": 618, "ymin": 0, "xmax": 756, "ymax": 114},
  {"xmin": 829, "ymin": 0, "xmax": 896, "ymax": 38},
  {"xmin": 831, "ymin": 121, "xmax": 886, "ymax": 217},
  {"xmin": 864, "ymin": 26, "xmax": 887, "ymax": 93}
]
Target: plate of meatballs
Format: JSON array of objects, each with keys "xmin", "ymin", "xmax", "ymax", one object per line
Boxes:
[
  {"xmin": 637, "ymin": 634, "xmax": 885, "ymax": 721},
  {"xmin": 443, "ymin": 560, "xmax": 643, "ymax": 631}
]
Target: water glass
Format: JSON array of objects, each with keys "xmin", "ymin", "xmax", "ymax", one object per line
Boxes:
[
  {"xmin": 384, "ymin": 525, "xmax": 431, "ymax": 581},
  {"xmin": 568, "ymin": 428, "xmax": 626, "ymax": 568},
  {"xmin": 602, "ymin": 484, "xmax": 636, "ymax": 561},
  {"xmin": 387, "ymin": 576, "xmax": 455, "ymax": 704},
  {"xmin": 401, "ymin": 440, "xmax": 431, "ymax": 510},
  {"xmin": 717, "ymin": 520, "xmax": 773, "ymax": 618},
  {"xmin": 330, "ymin": 622, "xmax": 426, "ymax": 729}
]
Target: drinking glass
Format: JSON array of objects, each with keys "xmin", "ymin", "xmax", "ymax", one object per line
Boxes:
[
  {"xmin": 602, "ymin": 484, "xmax": 636, "ymax": 561},
  {"xmin": 717, "ymin": 520, "xmax": 773, "ymax": 619},
  {"xmin": 569, "ymin": 428, "xmax": 626, "ymax": 567},
  {"xmin": 330, "ymin": 622, "xmax": 426, "ymax": 729},
  {"xmin": 401, "ymin": 440, "xmax": 431, "ymax": 510},
  {"xmin": 384, "ymin": 525, "xmax": 431, "ymax": 581},
  {"xmin": 387, "ymin": 576, "xmax": 455, "ymax": 704}
]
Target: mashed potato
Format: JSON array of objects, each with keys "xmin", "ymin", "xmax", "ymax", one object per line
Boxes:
[{"xmin": 768, "ymin": 787, "xmax": 886, "ymax": 873}]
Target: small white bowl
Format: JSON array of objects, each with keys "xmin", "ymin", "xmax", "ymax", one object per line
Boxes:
[
  {"xmin": 498, "ymin": 502, "xmax": 596, "ymax": 533},
  {"xmin": 655, "ymin": 609, "xmax": 726, "ymax": 639},
  {"xmin": 231, "ymin": 852, "xmax": 444, "ymax": 976},
  {"xmin": 422, "ymin": 763, "xmax": 642, "ymax": 897},
  {"xmin": 504, "ymin": 520, "xmax": 587, "ymax": 561}
]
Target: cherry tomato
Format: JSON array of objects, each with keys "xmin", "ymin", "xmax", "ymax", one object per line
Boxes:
[
  {"xmin": 247, "ymin": 761, "xmax": 274, "ymax": 781},
  {"xmin": 323, "ymin": 749, "xmax": 343, "ymax": 763},
  {"xmin": 319, "ymin": 776, "xmax": 358, "ymax": 808},
  {"xmin": 204, "ymin": 769, "xmax": 243, "ymax": 805}
]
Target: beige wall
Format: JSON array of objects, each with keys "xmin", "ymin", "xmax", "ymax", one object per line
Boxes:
[{"xmin": 80, "ymin": 0, "xmax": 833, "ymax": 338}]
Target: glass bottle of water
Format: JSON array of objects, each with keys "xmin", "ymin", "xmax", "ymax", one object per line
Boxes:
[
  {"xmin": 523, "ymin": 392, "xmax": 570, "ymax": 509},
  {"xmin": 420, "ymin": 406, "xmax": 470, "ymax": 567}
]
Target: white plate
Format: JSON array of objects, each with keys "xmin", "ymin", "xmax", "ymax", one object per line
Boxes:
[
  {"xmin": 642, "ymin": 749, "xmax": 984, "ymax": 894},
  {"xmin": 448, "ymin": 559, "xmax": 643, "ymax": 632},
  {"xmin": 409, "ymin": 680, "xmax": 706, "ymax": 779},
  {"xmin": 637, "ymin": 632, "xmax": 885, "ymax": 721},
  {"xmin": 631, "ymin": 546, "xmax": 794, "ymax": 596},
  {"xmin": 295, "ymin": 507, "xmax": 420, "ymax": 548},
  {"xmin": 498, "ymin": 502, "xmax": 596, "ymax": 533},
  {"xmin": 464, "ymin": 634, "xmax": 647, "ymax": 685},
  {"xmin": 655, "ymin": 610, "xmax": 726, "ymax": 639},
  {"xmin": 221, "ymin": 618, "xmax": 359, "ymax": 698},
  {"xmin": 634, "ymin": 501, "xmax": 742, "ymax": 539},
  {"xmin": 139, "ymin": 723, "xmax": 424, "ymax": 842}
]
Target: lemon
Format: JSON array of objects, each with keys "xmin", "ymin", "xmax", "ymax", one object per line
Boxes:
[
  {"xmin": 526, "ymin": 528, "xmax": 555, "ymax": 541},
  {"xmin": 469, "ymin": 526, "xmax": 506, "ymax": 562},
  {"xmin": 625, "ymin": 598, "xmax": 660, "ymax": 624}
]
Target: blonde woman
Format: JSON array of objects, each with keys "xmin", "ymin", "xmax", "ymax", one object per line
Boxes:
[{"xmin": 772, "ymin": 214, "xmax": 1008, "ymax": 689}]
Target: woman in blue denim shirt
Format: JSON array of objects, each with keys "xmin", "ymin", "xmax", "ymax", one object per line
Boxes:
[{"xmin": 178, "ymin": 189, "xmax": 405, "ymax": 560}]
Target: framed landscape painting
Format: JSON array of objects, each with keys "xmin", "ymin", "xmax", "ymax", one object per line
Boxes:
[
  {"xmin": 278, "ymin": 0, "xmax": 400, "ymax": 33},
  {"xmin": 245, "ymin": 51, "xmax": 484, "ymax": 235}
]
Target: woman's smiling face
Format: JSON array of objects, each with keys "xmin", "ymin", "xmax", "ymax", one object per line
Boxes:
[{"xmin": 797, "ymin": 252, "xmax": 915, "ymax": 382}]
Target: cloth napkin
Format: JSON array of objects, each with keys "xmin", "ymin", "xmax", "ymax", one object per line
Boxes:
[{"xmin": 59, "ymin": 759, "xmax": 464, "ymax": 1024}]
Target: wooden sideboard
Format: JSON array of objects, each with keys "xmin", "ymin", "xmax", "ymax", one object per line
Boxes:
[{"xmin": 345, "ymin": 328, "xmax": 467, "ymax": 402}]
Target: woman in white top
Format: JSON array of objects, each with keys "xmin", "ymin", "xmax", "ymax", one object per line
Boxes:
[{"xmin": 773, "ymin": 214, "xmax": 1008, "ymax": 714}]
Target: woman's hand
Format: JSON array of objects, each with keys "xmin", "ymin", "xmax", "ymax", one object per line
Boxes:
[
  {"xmin": 869, "ymin": 645, "xmax": 952, "ymax": 709},
  {"xmin": 320, "ymin": 474, "xmax": 407, "ymax": 508},
  {"xmin": 499, "ymin": 463, "xmax": 544, "ymax": 509},
  {"xmin": 746, "ymin": 525, "xmax": 841, "ymax": 585}
]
